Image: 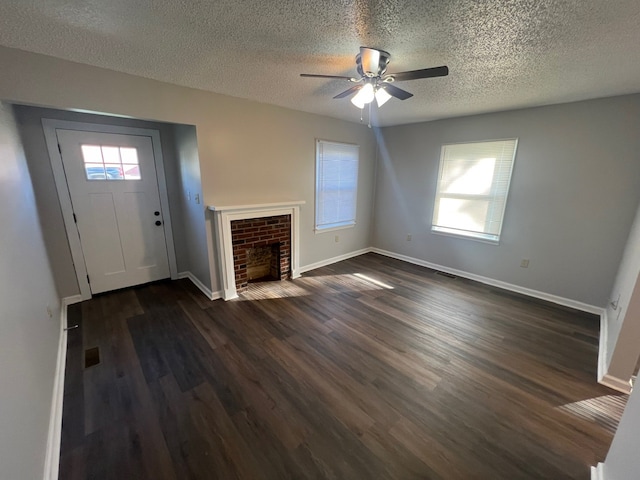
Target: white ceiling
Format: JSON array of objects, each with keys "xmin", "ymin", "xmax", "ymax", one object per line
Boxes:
[{"xmin": 1, "ymin": 0, "xmax": 640, "ymax": 126}]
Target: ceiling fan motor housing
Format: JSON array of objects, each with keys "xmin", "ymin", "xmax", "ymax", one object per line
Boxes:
[{"xmin": 357, "ymin": 47, "xmax": 391, "ymax": 78}]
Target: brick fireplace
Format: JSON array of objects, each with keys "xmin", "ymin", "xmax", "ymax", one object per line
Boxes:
[
  {"xmin": 230, "ymin": 214, "xmax": 291, "ymax": 293},
  {"xmin": 209, "ymin": 201, "xmax": 305, "ymax": 300}
]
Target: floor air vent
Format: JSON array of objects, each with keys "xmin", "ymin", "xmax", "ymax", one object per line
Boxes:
[
  {"xmin": 435, "ymin": 270, "xmax": 457, "ymax": 279},
  {"xmin": 84, "ymin": 347, "xmax": 100, "ymax": 368}
]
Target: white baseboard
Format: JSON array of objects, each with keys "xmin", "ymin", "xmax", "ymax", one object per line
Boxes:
[
  {"xmin": 600, "ymin": 373, "xmax": 632, "ymax": 394},
  {"xmin": 299, "ymin": 248, "xmax": 373, "ymax": 274},
  {"xmin": 596, "ymin": 310, "xmax": 632, "ymax": 393},
  {"xmin": 63, "ymin": 294, "xmax": 83, "ymax": 306},
  {"xmin": 178, "ymin": 271, "xmax": 221, "ymax": 301},
  {"xmin": 43, "ymin": 296, "xmax": 79, "ymax": 480},
  {"xmin": 597, "ymin": 310, "xmax": 609, "ymax": 384},
  {"xmin": 370, "ymin": 248, "xmax": 604, "ymax": 315},
  {"xmin": 591, "ymin": 462, "xmax": 605, "ymax": 480}
]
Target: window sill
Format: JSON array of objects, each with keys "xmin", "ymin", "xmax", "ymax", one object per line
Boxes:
[
  {"xmin": 431, "ymin": 227, "xmax": 500, "ymax": 245},
  {"xmin": 315, "ymin": 223, "xmax": 356, "ymax": 234}
]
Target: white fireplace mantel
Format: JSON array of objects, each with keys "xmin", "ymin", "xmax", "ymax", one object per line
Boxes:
[{"xmin": 208, "ymin": 201, "xmax": 305, "ymax": 300}]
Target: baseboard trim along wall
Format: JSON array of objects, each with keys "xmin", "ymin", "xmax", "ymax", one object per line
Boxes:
[
  {"xmin": 370, "ymin": 248, "xmax": 604, "ymax": 315},
  {"xmin": 597, "ymin": 310, "xmax": 609, "ymax": 383},
  {"xmin": 178, "ymin": 271, "xmax": 221, "ymax": 301},
  {"xmin": 299, "ymin": 248, "xmax": 373, "ymax": 274},
  {"xmin": 43, "ymin": 295, "xmax": 80, "ymax": 480},
  {"xmin": 600, "ymin": 372, "xmax": 632, "ymax": 394},
  {"xmin": 596, "ymin": 310, "xmax": 632, "ymax": 394},
  {"xmin": 591, "ymin": 462, "xmax": 605, "ymax": 480},
  {"xmin": 63, "ymin": 295, "xmax": 83, "ymax": 306}
]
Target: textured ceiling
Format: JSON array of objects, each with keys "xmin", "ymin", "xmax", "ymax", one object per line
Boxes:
[{"xmin": 1, "ymin": 0, "xmax": 640, "ymax": 126}]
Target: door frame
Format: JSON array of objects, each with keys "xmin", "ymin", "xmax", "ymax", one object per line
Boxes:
[{"xmin": 43, "ymin": 119, "xmax": 178, "ymax": 300}]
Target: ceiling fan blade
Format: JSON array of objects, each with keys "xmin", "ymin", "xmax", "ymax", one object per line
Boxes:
[
  {"xmin": 300, "ymin": 73, "xmax": 354, "ymax": 80},
  {"xmin": 360, "ymin": 47, "xmax": 381, "ymax": 76},
  {"xmin": 333, "ymin": 85, "xmax": 362, "ymax": 99},
  {"xmin": 389, "ymin": 66, "xmax": 449, "ymax": 82},
  {"xmin": 382, "ymin": 84, "xmax": 413, "ymax": 100}
]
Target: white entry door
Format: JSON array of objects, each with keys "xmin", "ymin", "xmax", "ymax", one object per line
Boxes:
[{"xmin": 57, "ymin": 129, "xmax": 171, "ymax": 294}]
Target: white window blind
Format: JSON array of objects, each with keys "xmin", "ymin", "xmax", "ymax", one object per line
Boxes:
[
  {"xmin": 432, "ymin": 139, "xmax": 517, "ymax": 243},
  {"xmin": 315, "ymin": 140, "xmax": 359, "ymax": 231}
]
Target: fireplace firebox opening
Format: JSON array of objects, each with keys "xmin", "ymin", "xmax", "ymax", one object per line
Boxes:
[
  {"xmin": 230, "ymin": 214, "xmax": 291, "ymax": 293},
  {"xmin": 247, "ymin": 243, "xmax": 282, "ymax": 283}
]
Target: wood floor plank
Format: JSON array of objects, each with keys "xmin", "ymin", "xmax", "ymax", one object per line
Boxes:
[
  {"xmin": 60, "ymin": 254, "xmax": 626, "ymax": 479},
  {"xmin": 148, "ymin": 373, "xmax": 217, "ymax": 479},
  {"xmin": 210, "ymin": 341, "xmax": 309, "ymax": 450}
]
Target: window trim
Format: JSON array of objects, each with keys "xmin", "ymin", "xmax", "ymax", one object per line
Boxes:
[
  {"xmin": 431, "ymin": 138, "xmax": 518, "ymax": 244},
  {"xmin": 314, "ymin": 139, "xmax": 359, "ymax": 232}
]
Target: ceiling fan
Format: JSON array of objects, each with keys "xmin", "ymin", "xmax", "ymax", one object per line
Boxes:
[{"xmin": 300, "ymin": 47, "xmax": 448, "ymax": 109}]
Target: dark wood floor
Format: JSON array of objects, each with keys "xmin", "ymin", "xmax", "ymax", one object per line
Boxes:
[{"xmin": 60, "ymin": 253, "xmax": 626, "ymax": 479}]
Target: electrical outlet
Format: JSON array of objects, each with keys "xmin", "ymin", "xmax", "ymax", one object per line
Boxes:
[
  {"xmin": 334, "ymin": 235, "xmax": 340, "ymax": 243},
  {"xmin": 520, "ymin": 259, "xmax": 529, "ymax": 268},
  {"xmin": 194, "ymin": 193, "xmax": 200, "ymax": 204},
  {"xmin": 406, "ymin": 234, "xmax": 412, "ymax": 241}
]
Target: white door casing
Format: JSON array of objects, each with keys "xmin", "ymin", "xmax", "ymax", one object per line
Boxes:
[{"xmin": 43, "ymin": 120, "xmax": 178, "ymax": 299}]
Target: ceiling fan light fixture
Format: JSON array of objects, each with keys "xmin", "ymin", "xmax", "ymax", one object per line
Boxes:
[
  {"xmin": 375, "ymin": 87, "xmax": 392, "ymax": 107},
  {"xmin": 351, "ymin": 83, "xmax": 375, "ymax": 108},
  {"xmin": 301, "ymin": 47, "xmax": 448, "ymax": 113}
]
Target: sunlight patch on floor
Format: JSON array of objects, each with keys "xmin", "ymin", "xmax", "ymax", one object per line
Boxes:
[
  {"xmin": 556, "ymin": 394, "xmax": 627, "ymax": 434},
  {"xmin": 238, "ymin": 281, "xmax": 311, "ymax": 300},
  {"xmin": 353, "ymin": 273, "xmax": 394, "ymax": 289},
  {"xmin": 239, "ymin": 272, "xmax": 394, "ymax": 300},
  {"xmin": 302, "ymin": 273, "xmax": 393, "ymax": 293}
]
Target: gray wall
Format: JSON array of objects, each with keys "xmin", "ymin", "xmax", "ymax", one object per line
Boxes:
[
  {"xmin": 172, "ymin": 124, "xmax": 211, "ymax": 289},
  {"xmin": 601, "ymin": 382, "xmax": 640, "ymax": 479},
  {"xmin": 373, "ymin": 95, "xmax": 640, "ymax": 307},
  {"xmin": 0, "ymin": 103, "xmax": 61, "ymax": 479},
  {"xmin": 13, "ymin": 105, "xmax": 197, "ymax": 298}
]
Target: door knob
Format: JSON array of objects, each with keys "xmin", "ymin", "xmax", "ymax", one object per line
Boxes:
[{"xmin": 155, "ymin": 220, "xmax": 162, "ymax": 226}]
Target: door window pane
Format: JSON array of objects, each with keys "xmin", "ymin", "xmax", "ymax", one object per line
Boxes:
[
  {"xmin": 81, "ymin": 145, "xmax": 141, "ymax": 181},
  {"xmin": 101, "ymin": 146, "xmax": 120, "ymax": 164},
  {"xmin": 104, "ymin": 164, "xmax": 124, "ymax": 180},
  {"xmin": 84, "ymin": 163, "xmax": 106, "ymax": 179},
  {"xmin": 81, "ymin": 145, "xmax": 102, "ymax": 163},
  {"xmin": 120, "ymin": 148, "xmax": 139, "ymax": 164},
  {"xmin": 123, "ymin": 164, "xmax": 141, "ymax": 180}
]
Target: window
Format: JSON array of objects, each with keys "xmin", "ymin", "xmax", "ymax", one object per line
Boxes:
[
  {"xmin": 432, "ymin": 139, "xmax": 517, "ymax": 243},
  {"xmin": 315, "ymin": 140, "xmax": 359, "ymax": 231},
  {"xmin": 81, "ymin": 145, "xmax": 141, "ymax": 180}
]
